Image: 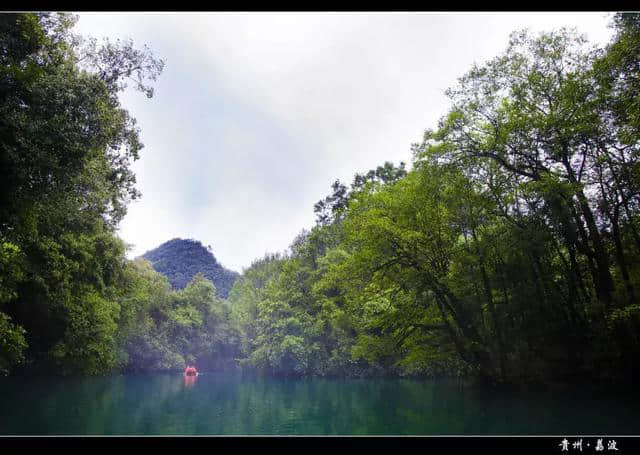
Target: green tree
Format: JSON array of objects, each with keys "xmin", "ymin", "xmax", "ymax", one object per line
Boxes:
[{"xmin": 0, "ymin": 13, "xmax": 163, "ymax": 374}]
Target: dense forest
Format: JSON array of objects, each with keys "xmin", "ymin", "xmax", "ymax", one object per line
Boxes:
[
  {"xmin": 1, "ymin": 12, "xmax": 640, "ymax": 387},
  {"xmin": 142, "ymin": 238, "xmax": 239, "ymax": 298}
]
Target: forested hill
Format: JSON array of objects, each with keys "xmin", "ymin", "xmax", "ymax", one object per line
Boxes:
[{"xmin": 142, "ymin": 239, "xmax": 239, "ymax": 298}]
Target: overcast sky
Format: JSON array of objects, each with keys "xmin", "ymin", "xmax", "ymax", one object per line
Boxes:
[{"xmin": 72, "ymin": 12, "xmax": 614, "ymax": 273}]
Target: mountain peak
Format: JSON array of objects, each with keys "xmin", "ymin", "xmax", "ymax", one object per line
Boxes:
[{"xmin": 141, "ymin": 238, "xmax": 239, "ymax": 298}]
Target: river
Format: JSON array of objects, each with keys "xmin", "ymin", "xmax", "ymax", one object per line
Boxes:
[{"xmin": 0, "ymin": 372, "xmax": 638, "ymax": 435}]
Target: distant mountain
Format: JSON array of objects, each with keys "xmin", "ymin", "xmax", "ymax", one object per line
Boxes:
[{"xmin": 141, "ymin": 238, "xmax": 239, "ymax": 298}]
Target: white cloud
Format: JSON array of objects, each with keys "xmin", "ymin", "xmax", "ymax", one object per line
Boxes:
[{"xmin": 73, "ymin": 12, "xmax": 615, "ymax": 272}]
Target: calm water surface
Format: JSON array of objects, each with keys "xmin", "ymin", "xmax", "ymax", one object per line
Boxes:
[{"xmin": 0, "ymin": 372, "xmax": 638, "ymax": 435}]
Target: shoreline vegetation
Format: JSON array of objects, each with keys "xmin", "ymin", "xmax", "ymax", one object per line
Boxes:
[{"xmin": 1, "ymin": 13, "xmax": 640, "ymax": 391}]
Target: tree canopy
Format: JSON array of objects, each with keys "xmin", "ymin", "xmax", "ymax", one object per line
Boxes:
[
  {"xmin": 0, "ymin": 12, "xmax": 166, "ymax": 374},
  {"xmin": 2, "ymin": 13, "xmax": 639, "ymax": 388},
  {"xmin": 226, "ymin": 15, "xmax": 640, "ymax": 385}
]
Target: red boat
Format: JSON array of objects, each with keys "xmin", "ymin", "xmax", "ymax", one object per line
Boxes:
[{"xmin": 184, "ymin": 366, "xmax": 198, "ymax": 376}]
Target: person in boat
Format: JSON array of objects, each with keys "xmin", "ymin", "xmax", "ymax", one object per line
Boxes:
[
  {"xmin": 184, "ymin": 365, "xmax": 198, "ymax": 376},
  {"xmin": 183, "ymin": 368, "xmax": 197, "ymax": 387}
]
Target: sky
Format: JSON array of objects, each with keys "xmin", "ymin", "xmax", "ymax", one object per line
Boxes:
[{"xmin": 72, "ymin": 12, "xmax": 615, "ymax": 273}]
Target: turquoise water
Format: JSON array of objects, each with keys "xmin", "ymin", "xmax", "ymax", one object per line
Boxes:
[{"xmin": 0, "ymin": 373, "xmax": 638, "ymax": 435}]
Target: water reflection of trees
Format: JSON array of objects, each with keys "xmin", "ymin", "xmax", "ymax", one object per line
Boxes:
[{"xmin": 2, "ymin": 375, "xmax": 640, "ymax": 434}]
